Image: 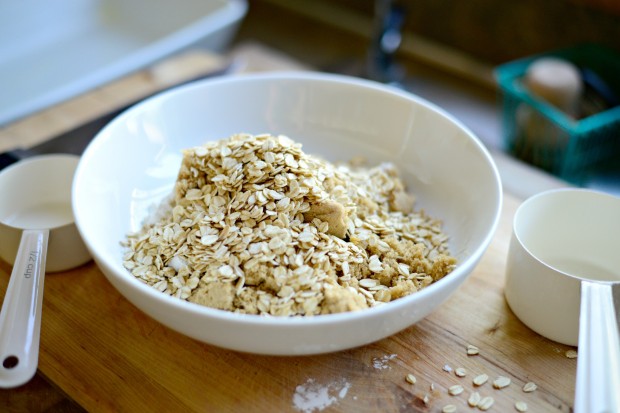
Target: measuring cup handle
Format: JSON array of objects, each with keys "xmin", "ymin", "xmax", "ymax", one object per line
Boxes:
[
  {"xmin": 574, "ymin": 280, "xmax": 620, "ymax": 413},
  {"xmin": 0, "ymin": 229, "xmax": 48, "ymax": 388}
]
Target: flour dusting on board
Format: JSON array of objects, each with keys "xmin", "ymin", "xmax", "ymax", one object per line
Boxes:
[
  {"xmin": 293, "ymin": 378, "xmax": 351, "ymax": 412},
  {"xmin": 372, "ymin": 353, "xmax": 398, "ymax": 370}
]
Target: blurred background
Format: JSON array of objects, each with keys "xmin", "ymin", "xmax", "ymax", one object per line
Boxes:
[
  {"xmin": 234, "ymin": 0, "xmax": 620, "ymax": 79},
  {"xmin": 237, "ymin": 0, "xmax": 620, "ymax": 65}
]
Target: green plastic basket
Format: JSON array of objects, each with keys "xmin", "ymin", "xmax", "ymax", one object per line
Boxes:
[{"xmin": 495, "ymin": 44, "xmax": 620, "ymax": 185}]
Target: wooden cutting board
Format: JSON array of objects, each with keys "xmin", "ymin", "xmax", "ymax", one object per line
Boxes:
[{"xmin": 0, "ymin": 48, "xmax": 576, "ymax": 413}]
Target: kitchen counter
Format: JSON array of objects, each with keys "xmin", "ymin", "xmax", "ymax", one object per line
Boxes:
[{"xmin": 0, "ymin": 44, "xmax": 581, "ymax": 413}]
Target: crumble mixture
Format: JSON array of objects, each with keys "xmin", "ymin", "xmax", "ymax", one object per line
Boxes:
[{"xmin": 122, "ymin": 133, "xmax": 456, "ymax": 316}]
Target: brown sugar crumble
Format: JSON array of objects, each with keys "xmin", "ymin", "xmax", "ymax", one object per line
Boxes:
[{"xmin": 122, "ymin": 133, "xmax": 456, "ymax": 316}]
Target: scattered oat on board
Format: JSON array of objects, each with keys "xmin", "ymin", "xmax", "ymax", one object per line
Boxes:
[
  {"xmin": 467, "ymin": 344, "xmax": 480, "ymax": 355},
  {"xmin": 522, "ymin": 382, "xmax": 537, "ymax": 393},
  {"xmin": 493, "ymin": 376, "xmax": 511, "ymax": 389},
  {"xmin": 122, "ymin": 133, "xmax": 457, "ymax": 316},
  {"xmin": 448, "ymin": 384, "xmax": 464, "ymax": 396},
  {"xmin": 468, "ymin": 392, "xmax": 481, "ymax": 407},
  {"xmin": 455, "ymin": 367, "xmax": 467, "ymax": 377},
  {"xmin": 515, "ymin": 401, "xmax": 528, "ymax": 412},
  {"xmin": 442, "ymin": 404, "xmax": 457, "ymax": 413},
  {"xmin": 423, "ymin": 393, "xmax": 430, "ymax": 405},
  {"xmin": 565, "ymin": 349, "xmax": 578, "ymax": 359},
  {"xmin": 473, "ymin": 374, "xmax": 489, "ymax": 386},
  {"xmin": 478, "ymin": 396, "xmax": 494, "ymax": 411},
  {"xmin": 405, "ymin": 374, "xmax": 417, "ymax": 385}
]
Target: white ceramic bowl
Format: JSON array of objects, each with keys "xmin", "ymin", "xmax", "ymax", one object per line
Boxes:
[{"xmin": 72, "ymin": 72, "xmax": 502, "ymax": 355}]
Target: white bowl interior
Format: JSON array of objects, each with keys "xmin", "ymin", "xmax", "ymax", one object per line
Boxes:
[{"xmin": 73, "ymin": 73, "xmax": 501, "ymax": 354}]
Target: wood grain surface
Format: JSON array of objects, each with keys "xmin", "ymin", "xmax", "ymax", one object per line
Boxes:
[{"xmin": 0, "ymin": 48, "xmax": 577, "ymax": 412}]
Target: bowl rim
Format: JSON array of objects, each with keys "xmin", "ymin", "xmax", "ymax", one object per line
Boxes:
[{"xmin": 73, "ymin": 71, "xmax": 503, "ymax": 327}]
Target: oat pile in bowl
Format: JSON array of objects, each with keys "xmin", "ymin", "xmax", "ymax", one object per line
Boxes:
[{"xmin": 122, "ymin": 133, "xmax": 456, "ymax": 316}]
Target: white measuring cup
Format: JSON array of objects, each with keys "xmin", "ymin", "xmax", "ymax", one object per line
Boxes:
[
  {"xmin": 0, "ymin": 154, "xmax": 91, "ymax": 388},
  {"xmin": 504, "ymin": 188, "xmax": 620, "ymax": 413}
]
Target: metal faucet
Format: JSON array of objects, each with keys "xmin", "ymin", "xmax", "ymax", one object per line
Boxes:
[{"xmin": 366, "ymin": 0, "xmax": 406, "ymax": 85}]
